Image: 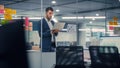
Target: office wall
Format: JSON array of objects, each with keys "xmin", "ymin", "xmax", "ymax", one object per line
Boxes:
[
  {"xmin": 27, "ymin": 31, "xmax": 77, "ymax": 46},
  {"xmin": 56, "ymin": 32, "xmax": 76, "ymax": 42},
  {"xmin": 26, "ymin": 31, "xmax": 40, "ymax": 45}
]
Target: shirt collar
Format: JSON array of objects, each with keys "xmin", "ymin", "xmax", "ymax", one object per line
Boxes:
[{"xmin": 45, "ymin": 17, "xmax": 52, "ymax": 23}]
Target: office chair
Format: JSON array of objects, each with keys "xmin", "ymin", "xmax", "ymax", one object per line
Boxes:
[
  {"xmin": 0, "ymin": 20, "xmax": 29, "ymax": 68},
  {"xmin": 89, "ymin": 46, "xmax": 120, "ymax": 68},
  {"xmin": 55, "ymin": 46, "xmax": 85, "ymax": 68}
]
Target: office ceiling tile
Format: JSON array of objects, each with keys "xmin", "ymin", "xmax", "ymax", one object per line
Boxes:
[{"xmin": 5, "ymin": 2, "xmax": 41, "ymax": 10}]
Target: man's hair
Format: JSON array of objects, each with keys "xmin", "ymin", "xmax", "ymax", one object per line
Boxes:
[{"xmin": 45, "ymin": 7, "xmax": 54, "ymax": 12}]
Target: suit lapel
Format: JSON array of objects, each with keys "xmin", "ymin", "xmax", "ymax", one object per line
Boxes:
[
  {"xmin": 51, "ymin": 21, "xmax": 54, "ymax": 26},
  {"xmin": 43, "ymin": 18, "xmax": 50, "ymax": 30}
]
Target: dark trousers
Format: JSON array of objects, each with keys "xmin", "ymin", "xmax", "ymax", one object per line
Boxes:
[
  {"xmin": 50, "ymin": 42, "xmax": 56, "ymax": 52},
  {"xmin": 42, "ymin": 42, "xmax": 56, "ymax": 52}
]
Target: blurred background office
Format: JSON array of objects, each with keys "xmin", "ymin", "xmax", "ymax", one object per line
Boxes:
[{"xmin": 0, "ymin": 0, "xmax": 120, "ymax": 68}]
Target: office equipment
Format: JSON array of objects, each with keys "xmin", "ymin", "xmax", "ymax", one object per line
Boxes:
[
  {"xmin": 52, "ymin": 23, "xmax": 65, "ymax": 30},
  {"xmin": 55, "ymin": 46, "xmax": 85, "ymax": 68},
  {"xmin": 0, "ymin": 19, "xmax": 29, "ymax": 68},
  {"xmin": 89, "ymin": 46, "xmax": 120, "ymax": 68}
]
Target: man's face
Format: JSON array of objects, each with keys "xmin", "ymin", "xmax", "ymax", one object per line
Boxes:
[{"xmin": 46, "ymin": 10, "xmax": 53, "ymax": 20}]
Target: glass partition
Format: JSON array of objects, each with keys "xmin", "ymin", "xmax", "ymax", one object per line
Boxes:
[
  {"xmin": 1, "ymin": 0, "xmax": 120, "ymax": 68},
  {"xmin": 27, "ymin": 0, "xmax": 120, "ymax": 68},
  {"xmin": 83, "ymin": 0, "xmax": 106, "ymax": 48},
  {"xmin": 99, "ymin": 0, "xmax": 120, "ymax": 52},
  {"xmin": 41, "ymin": 0, "xmax": 78, "ymax": 68}
]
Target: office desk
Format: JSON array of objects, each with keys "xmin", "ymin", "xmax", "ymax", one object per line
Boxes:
[{"xmin": 27, "ymin": 50, "xmax": 56, "ymax": 68}]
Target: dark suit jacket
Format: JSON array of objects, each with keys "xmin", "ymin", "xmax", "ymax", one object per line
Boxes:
[{"xmin": 38, "ymin": 18, "xmax": 58, "ymax": 52}]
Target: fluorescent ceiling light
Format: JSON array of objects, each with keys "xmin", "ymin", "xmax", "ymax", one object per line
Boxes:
[
  {"xmin": 89, "ymin": 21, "xmax": 92, "ymax": 24},
  {"xmin": 56, "ymin": 28, "xmax": 105, "ymax": 32},
  {"xmin": 29, "ymin": 17, "xmax": 41, "ymax": 19},
  {"xmin": 1, "ymin": 18, "xmax": 20, "ymax": 19},
  {"xmin": 56, "ymin": 9, "xmax": 60, "ymax": 12},
  {"xmin": 106, "ymin": 25, "xmax": 120, "ymax": 27},
  {"xmin": 79, "ymin": 29, "xmax": 90, "ymax": 31},
  {"xmin": 62, "ymin": 17, "xmax": 84, "ymax": 19},
  {"xmin": 85, "ymin": 16, "xmax": 106, "ymax": 19},
  {"xmin": 96, "ymin": 14, "xmax": 99, "ymax": 16},
  {"xmin": 62, "ymin": 16, "xmax": 105, "ymax": 19},
  {"xmin": 92, "ymin": 18, "xmax": 95, "ymax": 20},
  {"xmin": 1, "ymin": 17, "xmax": 42, "ymax": 20},
  {"xmin": 91, "ymin": 29, "xmax": 105, "ymax": 32},
  {"xmin": 78, "ymin": 17, "xmax": 84, "ymax": 19},
  {"xmin": 62, "ymin": 29, "xmax": 90, "ymax": 31},
  {"xmin": 51, "ymin": 0, "xmax": 56, "ymax": 4}
]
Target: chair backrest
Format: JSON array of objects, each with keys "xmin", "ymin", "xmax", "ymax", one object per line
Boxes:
[
  {"xmin": 56, "ymin": 46, "xmax": 84, "ymax": 68},
  {"xmin": 89, "ymin": 46, "xmax": 120, "ymax": 68},
  {"xmin": 0, "ymin": 20, "xmax": 29, "ymax": 68}
]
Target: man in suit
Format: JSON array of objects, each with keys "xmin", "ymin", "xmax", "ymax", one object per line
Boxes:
[{"xmin": 38, "ymin": 7, "xmax": 59, "ymax": 52}]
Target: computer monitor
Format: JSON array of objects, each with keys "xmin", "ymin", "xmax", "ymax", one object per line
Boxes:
[{"xmin": 0, "ymin": 19, "xmax": 29, "ymax": 68}]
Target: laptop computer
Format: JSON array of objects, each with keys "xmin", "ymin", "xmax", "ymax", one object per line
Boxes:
[{"xmin": 52, "ymin": 22, "xmax": 65, "ymax": 30}]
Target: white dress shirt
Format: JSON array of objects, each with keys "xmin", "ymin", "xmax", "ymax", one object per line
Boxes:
[{"xmin": 45, "ymin": 18, "xmax": 54, "ymax": 42}]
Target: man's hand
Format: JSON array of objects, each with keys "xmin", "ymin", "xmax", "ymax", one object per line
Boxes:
[{"xmin": 52, "ymin": 29, "xmax": 59, "ymax": 34}]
